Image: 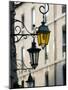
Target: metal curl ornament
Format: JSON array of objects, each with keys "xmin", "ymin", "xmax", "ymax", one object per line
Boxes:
[
  {"xmin": 15, "ymin": 26, "xmax": 21, "ymax": 34},
  {"xmin": 14, "ymin": 19, "xmax": 32, "ymax": 35},
  {"xmin": 13, "ymin": 19, "xmax": 37, "ymax": 43},
  {"xmin": 39, "ymin": 4, "xmax": 49, "ymax": 15}
]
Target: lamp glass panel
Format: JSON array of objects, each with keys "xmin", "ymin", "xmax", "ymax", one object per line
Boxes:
[
  {"xmin": 37, "ymin": 32, "xmax": 50, "ymax": 46},
  {"xmin": 32, "ymin": 53, "xmax": 35, "ymax": 64},
  {"xmin": 29, "ymin": 53, "xmax": 32, "ymax": 64},
  {"xmin": 35, "ymin": 52, "xmax": 39, "ymax": 64},
  {"xmin": 45, "ymin": 33, "xmax": 50, "ymax": 45},
  {"xmin": 37, "ymin": 33, "xmax": 41, "ymax": 45},
  {"xmin": 29, "ymin": 52, "xmax": 36, "ymax": 65},
  {"xmin": 41, "ymin": 33, "xmax": 46, "ymax": 44}
]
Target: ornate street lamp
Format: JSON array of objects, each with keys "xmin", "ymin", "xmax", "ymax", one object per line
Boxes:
[
  {"xmin": 12, "ymin": 3, "xmax": 50, "ymax": 70},
  {"xmin": 37, "ymin": 21, "xmax": 50, "ymax": 46},
  {"xmin": 37, "ymin": 5, "xmax": 50, "ymax": 46},
  {"xmin": 26, "ymin": 73, "xmax": 35, "ymax": 87},
  {"xmin": 27, "ymin": 38, "xmax": 41, "ymax": 69}
]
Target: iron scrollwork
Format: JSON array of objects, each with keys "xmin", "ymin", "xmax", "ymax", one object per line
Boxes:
[
  {"xmin": 14, "ymin": 19, "xmax": 37, "ymax": 43},
  {"xmin": 13, "ymin": 4, "xmax": 49, "ymax": 43},
  {"xmin": 39, "ymin": 4, "xmax": 49, "ymax": 22},
  {"xmin": 39, "ymin": 4, "xmax": 49, "ymax": 15}
]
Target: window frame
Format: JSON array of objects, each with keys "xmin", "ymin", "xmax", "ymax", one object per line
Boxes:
[
  {"xmin": 62, "ymin": 5, "xmax": 66, "ymax": 13},
  {"xmin": 62, "ymin": 24, "xmax": 66, "ymax": 58}
]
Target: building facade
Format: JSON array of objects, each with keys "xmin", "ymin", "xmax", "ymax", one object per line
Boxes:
[{"xmin": 14, "ymin": 2, "xmax": 66, "ymax": 88}]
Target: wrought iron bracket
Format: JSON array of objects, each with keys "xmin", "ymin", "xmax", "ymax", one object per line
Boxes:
[
  {"xmin": 12, "ymin": 19, "xmax": 38, "ymax": 43},
  {"xmin": 11, "ymin": 3, "xmax": 49, "ymax": 43}
]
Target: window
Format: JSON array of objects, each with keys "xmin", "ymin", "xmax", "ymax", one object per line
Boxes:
[
  {"xmin": 45, "ymin": 72, "xmax": 49, "ymax": 86},
  {"xmin": 62, "ymin": 5, "xmax": 66, "ymax": 13},
  {"xmin": 62, "ymin": 25, "xmax": 66, "ymax": 58},
  {"xmin": 63, "ymin": 64, "xmax": 66, "ymax": 85},
  {"xmin": 21, "ymin": 14, "xmax": 24, "ymax": 28},
  {"xmin": 32, "ymin": 8, "xmax": 35, "ymax": 30}
]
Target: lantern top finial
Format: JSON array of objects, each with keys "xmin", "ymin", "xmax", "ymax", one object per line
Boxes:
[{"xmin": 37, "ymin": 21, "xmax": 50, "ymax": 34}]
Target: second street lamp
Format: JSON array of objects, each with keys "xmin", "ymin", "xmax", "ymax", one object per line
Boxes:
[{"xmin": 27, "ymin": 38, "xmax": 41, "ymax": 69}]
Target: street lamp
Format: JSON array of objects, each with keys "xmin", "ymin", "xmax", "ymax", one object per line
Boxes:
[
  {"xmin": 26, "ymin": 73, "xmax": 34, "ymax": 87},
  {"xmin": 27, "ymin": 38, "xmax": 41, "ymax": 69},
  {"xmin": 37, "ymin": 5, "xmax": 50, "ymax": 46},
  {"xmin": 37, "ymin": 21, "xmax": 50, "ymax": 46}
]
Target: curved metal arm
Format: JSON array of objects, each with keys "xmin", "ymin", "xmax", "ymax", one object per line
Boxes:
[
  {"xmin": 14, "ymin": 19, "xmax": 32, "ymax": 34},
  {"xmin": 39, "ymin": 4, "xmax": 49, "ymax": 15},
  {"xmin": 14, "ymin": 19, "xmax": 39, "ymax": 43},
  {"xmin": 14, "ymin": 19, "xmax": 36, "ymax": 43}
]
